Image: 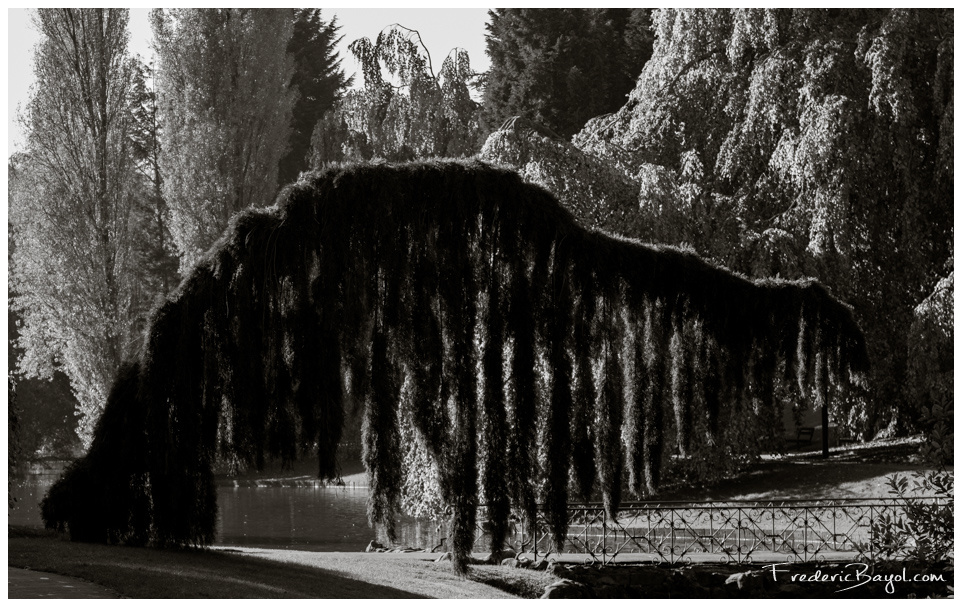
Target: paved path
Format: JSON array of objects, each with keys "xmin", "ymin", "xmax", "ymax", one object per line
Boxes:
[{"xmin": 8, "ymin": 567, "xmax": 122, "ymax": 599}]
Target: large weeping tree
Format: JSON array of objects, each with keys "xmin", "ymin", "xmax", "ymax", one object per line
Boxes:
[{"xmin": 42, "ymin": 161, "xmax": 868, "ymax": 573}]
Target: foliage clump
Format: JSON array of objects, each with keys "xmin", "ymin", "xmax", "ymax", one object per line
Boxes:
[
  {"xmin": 310, "ymin": 25, "xmax": 484, "ymax": 166},
  {"xmin": 42, "ymin": 161, "xmax": 867, "ymax": 572},
  {"xmin": 871, "ymin": 400, "xmax": 954, "ymax": 564},
  {"xmin": 872, "ymin": 277, "xmax": 953, "ymax": 565},
  {"xmin": 486, "ymin": 8, "xmax": 951, "ymax": 439},
  {"xmin": 482, "ymin": 9, "xmax": 655, "ymax": 138},
  {"xmin": 480, "ymin": 117, "xmax": 642, "ymax": 237},
  {"xmin": 587, "ymin": 9, "xmax": 952, "ymax": 436}
]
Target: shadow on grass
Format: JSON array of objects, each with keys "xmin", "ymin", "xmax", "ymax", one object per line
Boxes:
[
  {"xmin": 8, "ymin": 526, "xmax": 425, "ymax": 599},
  {"xmin": 656, "ymin": 438, "xmax": 932, "ymax": 502}
]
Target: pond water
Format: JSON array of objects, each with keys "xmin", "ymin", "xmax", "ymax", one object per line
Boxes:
[{"xmin": 9, "ymin": 464, "xmax": 446, "ymax": 553}]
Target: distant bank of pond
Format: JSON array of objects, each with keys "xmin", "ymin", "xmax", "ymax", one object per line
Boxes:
[{"xmin": 9, "ymin": 462, "xmax": 445, "ymax": 553}]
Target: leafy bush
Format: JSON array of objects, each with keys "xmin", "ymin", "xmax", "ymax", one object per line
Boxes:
[{"xmin": 872, "ymin": 398, "xmax": 954, "ymax": 563}]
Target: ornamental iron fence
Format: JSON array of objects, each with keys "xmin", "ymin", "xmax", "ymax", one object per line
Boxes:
[{"xmin": 475, "ymin": 498, "xmax": 947, "ymax": 565}]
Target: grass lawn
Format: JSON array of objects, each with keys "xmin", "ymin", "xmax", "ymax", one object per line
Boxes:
[
  {"xmin": 656, "ymin": 435, "xmax": 941, "ymax": 501},
  {"xmin": 8, "ymin": 526, "xmax": 556, "ymax": 598}
]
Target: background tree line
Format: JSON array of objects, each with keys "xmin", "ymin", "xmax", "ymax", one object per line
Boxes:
[
  {"xmin": 10, "ymin": 8, "xmax": 951, "ymax": 491},
  {"xmin": 10, "ymin": 8, "xmax": 350, "ymax": 450},
  {"xmin": 482, "ymin": 8, "xmax": 953, "ymax": 443}
]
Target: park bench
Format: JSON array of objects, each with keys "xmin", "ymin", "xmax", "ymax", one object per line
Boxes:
[{"xmin": 787, "ymin": 426, "xmax": 815, "ymax": 447}]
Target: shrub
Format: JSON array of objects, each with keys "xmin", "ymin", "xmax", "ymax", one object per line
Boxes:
[{"xmin": 872, "ymin": 397, "xmax": 953, "ymax": 563}]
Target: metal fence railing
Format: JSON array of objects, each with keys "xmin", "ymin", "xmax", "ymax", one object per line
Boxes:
[{"xmin": 474, "ymin": 498, "xmax": 948, "ymax": 565}]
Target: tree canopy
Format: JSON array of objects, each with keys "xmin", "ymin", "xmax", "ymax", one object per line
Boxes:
[
  {"xmin": 42, "ymin": 161, "xmax": 867, "ymax": 573},
  {"xmin": 150, "ymin": 8, "xmax": 296, "ymax": 273},
  {"xmin": 309, "ymin": 24, "xmax": 484, "ymax": 165},
  {"xmin": 10, "ymin": 9, "xmax": 157, "ymax": 446},
  {"xmin": 278, "ymin": 9, "xmax": 352, "ymax": 186},
  {"xmin": 483, "ymin": 9, "xmax": 654, "ymax": 138},
  {"xmin": 489, "ymin": 8, "xmax": 952, "ymax": 437}
]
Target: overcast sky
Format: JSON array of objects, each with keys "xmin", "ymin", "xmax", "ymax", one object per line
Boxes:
[{"xmin": 6, "ymin": 8, "xmax": 492, "ymax": 157}]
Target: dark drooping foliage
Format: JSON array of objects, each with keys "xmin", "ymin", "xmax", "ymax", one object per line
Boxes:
[{"xmin": 41, "ymin": 160, "xmax": 868, "ymax": 572}]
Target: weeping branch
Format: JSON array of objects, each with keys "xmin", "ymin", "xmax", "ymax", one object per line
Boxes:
[{"xmin": 42, "ymin": 160, "xmax": 869, "ymax": 572}]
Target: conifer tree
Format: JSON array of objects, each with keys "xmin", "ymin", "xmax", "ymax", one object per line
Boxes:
[
  {"xmin": 483, "ymin": 9, "xmax": 654, "ymax": 138},
  {"xmin": 278, "ymin": 9, "xmax": 351, "ymax": 186},
  {"xmin": 129, "ymin": 60, "xmax": 178, "ymax": 297}
]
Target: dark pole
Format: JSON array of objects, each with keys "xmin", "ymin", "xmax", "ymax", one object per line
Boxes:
[{"xmin": 821, "ymin": 404, "xmax": 829, "ymax": 458}]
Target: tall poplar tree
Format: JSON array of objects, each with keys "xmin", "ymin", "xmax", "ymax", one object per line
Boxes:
[
  {"xmin": 151, "ymin": 9, "xmax": 296, "ymax": 273},
  {"xmin": 10, "ymin": 9, "xmax": 148, "ymax": 445}
]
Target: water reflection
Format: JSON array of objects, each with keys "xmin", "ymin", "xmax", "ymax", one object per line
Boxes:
[
  {"xmin": 217, "ymin": 485, "xmax": 444, "ymax": 552},
  {"xmin": 10, "ymin": 468, "xmax": 446, "ymax": 553},
  {"xmin": 8, "ymin": 462, "xmax": 64, "ymax": 528}
]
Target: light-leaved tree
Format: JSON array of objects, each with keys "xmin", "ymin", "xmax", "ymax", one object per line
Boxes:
[
  {"xmin": 310, "ymin": 24, "xmax": 482, "ymax": 165},
  {"xmin": 488, "ymin": 8, "xmax": 953, "ymax": 437},
  {"xmin": 10, "ymin": 9, "xmax": 149, "ymax": 445},
  {"xmin": 151, "ymin": 9, "xmax": 296, "ymax": 273}
]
